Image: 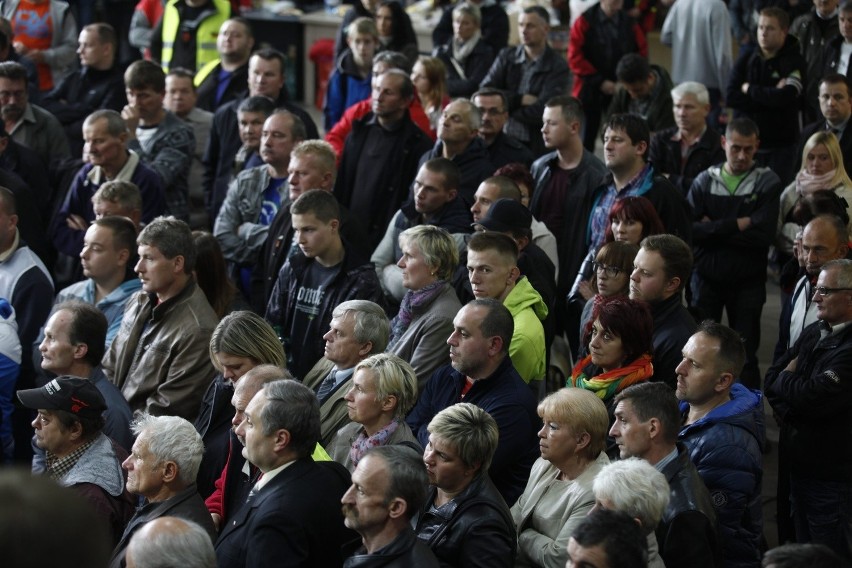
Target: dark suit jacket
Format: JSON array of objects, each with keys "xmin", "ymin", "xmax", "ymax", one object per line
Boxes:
[
  {"xmin": 109, "ymin": 484, "xmax": 217, "ymax": 568},
  {"xmin": 215, "ymin": 457, "xmax": 355, "ymax": 568}
]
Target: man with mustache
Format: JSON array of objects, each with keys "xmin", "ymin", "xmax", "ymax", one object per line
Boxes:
[{"xmin": 342, "ymin": 445, "xmax": 439, "ymax": 566}]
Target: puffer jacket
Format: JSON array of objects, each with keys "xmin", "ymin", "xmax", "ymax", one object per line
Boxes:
[
  {"xmin": 679, "ymin": 384, "xmax": 765, "ymax": 568},
  {"xmin": 415, "ymin": 473, "xmax": 516, "ymax": 567},
  {"xmin": 213, "ymin": 165, "xmax": 286, "ymax": 265},
  {"xmin": 503, "ymin": 276, "xmax": 548, "ymax": 384}
]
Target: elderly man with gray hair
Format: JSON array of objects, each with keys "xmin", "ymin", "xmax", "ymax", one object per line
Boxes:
[
  {"xmin": 302, "ymin": 299, "xmax": 390, "ymax": 447},
  {"xmin": 125, "ymin": 517, "xmax": 216, "ymax": 568},
  {"xmin": 109, "ymin": 414, "xmax": 216, "ymax": 568},
  {"xmin": 592, "ymin": 458, "xmax": 670, "ymax": 568}
]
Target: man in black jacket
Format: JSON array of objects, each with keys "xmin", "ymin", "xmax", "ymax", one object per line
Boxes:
[
  {"xmin": 343, "ymin": 445, "xmax": 440, "ymax": 567},
  {"xmin": 41, "ymin": 23, "xmax": 126, "ymax": 157},
  {"xmin": 333, "ymin": 70, "xmax": 432, "ymax": 251},
  {"xmin": 629, "ymin": 234, "xmax": 697, "ymax": 387},
  {"xmin": 765, "ymin": 258, "xmax": 852, "ymax": 562},
  {"xmin": 610, "ymin": 382, "xmax": 722, "ymax": 568},
  {"xmin": 794, "ymin": 73, "xmax": 852, "ymax": 175},
  {"xmin": 203, "ymin": 48, "xmax": 319, "ymax": 221},
  {"xmin": 481, "ymin": 6, "xmax": 570, "ymax": 157},
  {"xmin": 727, "ymin": 6, "xmax": 806, "ymax": 185}
]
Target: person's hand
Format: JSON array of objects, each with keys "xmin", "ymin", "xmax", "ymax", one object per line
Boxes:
[
  {"xmin": 211, "ymin": 513, "xmax": 222, "ymax": 531},
  {"xmin": 12, "ymin": 41, "xmax": 27, "ymax": 55},
  {"xmin": 741, "ymin": 82, "xmax": 750, "ymax": 95},
  {"xmin": 776, "ymin": 78, "xmax": 788, "ymax": 89},
  {"xmin": 521, "ymin": 94, "xmax": 538, "ymax": 106},
  {"xmin": 701, "ymin": 215, "xmax": 711, "ymax": 223},
  {"xmin": 66, "ymin": 214, "xmax": 88, "ymax": 231},
  {"xmin": 785, "ymin": 356, "xmax": 798, "ymax": 373},
  {"xmin": 601, "ymin": 80, "xmax": 616, "ymax": 96},
  {"xmin": 736, "ymin": 217, "xmax": 752, "ymax": 231},
  {"xmin": 121, "ymin": 105, "xmax": 140, "ymax": 135},
  {"xmin": 25, "ymin": 49, "xmax": 44, "ymax": 64}
]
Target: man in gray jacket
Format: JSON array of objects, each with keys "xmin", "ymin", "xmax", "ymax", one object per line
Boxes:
[{"xmin": 213, "ymin": 109, "xmax": 305, "ymax": 295}]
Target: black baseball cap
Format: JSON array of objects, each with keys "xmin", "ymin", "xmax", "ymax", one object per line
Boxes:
[{"xmin": 17, "ymin": 376, "xmax": 106, "ymax": 419}]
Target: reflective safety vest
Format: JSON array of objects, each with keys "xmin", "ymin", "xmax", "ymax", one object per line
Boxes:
[{"xmin": 160, "ymin": 0, "xmax": 230, "ymax": 73}]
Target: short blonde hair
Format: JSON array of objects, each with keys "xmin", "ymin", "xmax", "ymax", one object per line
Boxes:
[
  {"xmin": 399, "ymin": 225, "xmax": 459, "ymax": 282},
  {"xmin": 354, "ymin": 353, "xmax": 418, "ymax": 419},
  {"xmin": 427, "ymin": 403, "xmax": 498, "ymax": 472},
  {"xmin": 538, "ymin": 388, "xmax": 609, "ymax": 460}
]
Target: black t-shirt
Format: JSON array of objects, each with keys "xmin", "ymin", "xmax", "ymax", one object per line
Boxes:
[{"xmin": 288, "ymin": 261, "xmax": 340, "ymax": 377}]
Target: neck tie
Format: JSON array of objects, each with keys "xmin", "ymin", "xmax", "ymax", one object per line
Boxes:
[{"xmin": 316, "ymin": 369, "xmax": 338, "ymax": 403}]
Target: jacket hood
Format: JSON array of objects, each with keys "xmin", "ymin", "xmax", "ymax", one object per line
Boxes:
[
  {"xmin": 679, "ymin": 383, "xmax": 766, "ymax": 450},
  {"xmin": 504, "ymin": 276, "xmax": 548, "ymax": 321},
  {"xmin": 400, "ymin": 195, "xmax": 473, "ymax": 235},
  {"xmin": 430, "ymin": 136, "xmax": 490, "ymax": 166}
]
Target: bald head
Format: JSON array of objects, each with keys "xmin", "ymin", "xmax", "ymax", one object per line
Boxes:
[
  {"xmin": 125, "ymin": 517, "xmax": 215, "ymax": 568},
  {"xmin": 235, "ymin": 364, "xmax": 291, "ymax": 400},
  {"xmin": 801, "ymin": 215, "xmax": 849, "ymax": 276}
]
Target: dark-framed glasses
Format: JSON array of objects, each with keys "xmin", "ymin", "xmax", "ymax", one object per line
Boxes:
[
  {"xmin": 592, "ymin": 262, "xmax": 623, "ymax": 278},
  {"xmin": 813, "ymin": 286, "xmax": 852, "ymax": 297}
]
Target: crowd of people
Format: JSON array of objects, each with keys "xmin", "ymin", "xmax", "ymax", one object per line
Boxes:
[{"xmin": 0, "ymin": 0, "xmax": 850, "ymax": 567}]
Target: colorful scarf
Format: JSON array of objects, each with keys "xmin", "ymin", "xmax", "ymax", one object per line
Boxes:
[
  {"xmin": 388, "ymin": 280, "xmax": 446, "ymax": 348},
  {"xmin": 349, "ymin": 419, "xmax": 400, "ymax": 468},
  {"xmin": 568, "ymin": 353, "xmax": 654, "ymax": 401}
]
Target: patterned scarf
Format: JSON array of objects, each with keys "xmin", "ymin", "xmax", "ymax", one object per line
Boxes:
[
  {"xmin": 388, "ymin": 280, "xmax": 446, "ymax": 348},
  {"xmin": 568, "ymin": 353, "xmax": 654, "ymax": 401},
  {"xmin": 349, "ymin": 420, "xmax": 401, "ymax": 468}
]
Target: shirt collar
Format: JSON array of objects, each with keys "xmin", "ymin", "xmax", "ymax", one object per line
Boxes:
[
  {"xmin": 253, "ymin": 459, "xmax": 296, "ymax": 491},
  {"xmin": 653, "ymin": 447, "xmax": 679, "ymax": 473}
]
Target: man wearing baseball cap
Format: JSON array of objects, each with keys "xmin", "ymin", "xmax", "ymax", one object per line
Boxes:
[{"xmin": 17, "ymin": 376, "xmax": 134, "ymax": 544}]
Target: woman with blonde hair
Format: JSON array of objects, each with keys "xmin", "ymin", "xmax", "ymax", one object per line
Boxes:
[
  {"xmin": 778, "ymin": 131, "xmax": 852, "ymax": 257},
  {"xmin": 327, "ymin": 353, "xmax": 420, "ymax": 471},
  {"xmin": 388, "ymin": 224, "xmax": 461, "ymax": 389},
  {"xmin": 511, "ymin": 388, "xmax": 610, "ymax": 567},
  {"xmin": 194, "ymin": 311, "xmax": 286, "ymax": 497},
  {"xmin": 411, "ymin": 56, "xmax": 450, "ymax": 135}
]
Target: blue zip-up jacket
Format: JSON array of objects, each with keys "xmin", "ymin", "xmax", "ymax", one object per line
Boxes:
[{"xmin": 679, "ymin": 383, "xmax": 765, "ymax": 568}]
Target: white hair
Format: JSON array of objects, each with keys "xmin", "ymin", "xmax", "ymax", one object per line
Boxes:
[
  {"xmin": 671, "ymin": 81, "xmax": 710, "ymax": 105},
  {"xmin": 126, "ymin": 517, "xmax": 215, "ymax": 568},
  {"xmin": 593, "ymin": 458, "xmax": 670, "ymax": 534},
  {"xmin": 131, "ymin": 414, "xmax": 204, "ymax": 485}
]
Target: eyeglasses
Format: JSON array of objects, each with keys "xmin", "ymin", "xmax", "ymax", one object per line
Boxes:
[
  {"xmin": 593, "ymin": 262, "xmax": 623, "ymax": 278},
  {"xmin": 813, "ymin": 286, "xmax": 852, "ymax": 297}
]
